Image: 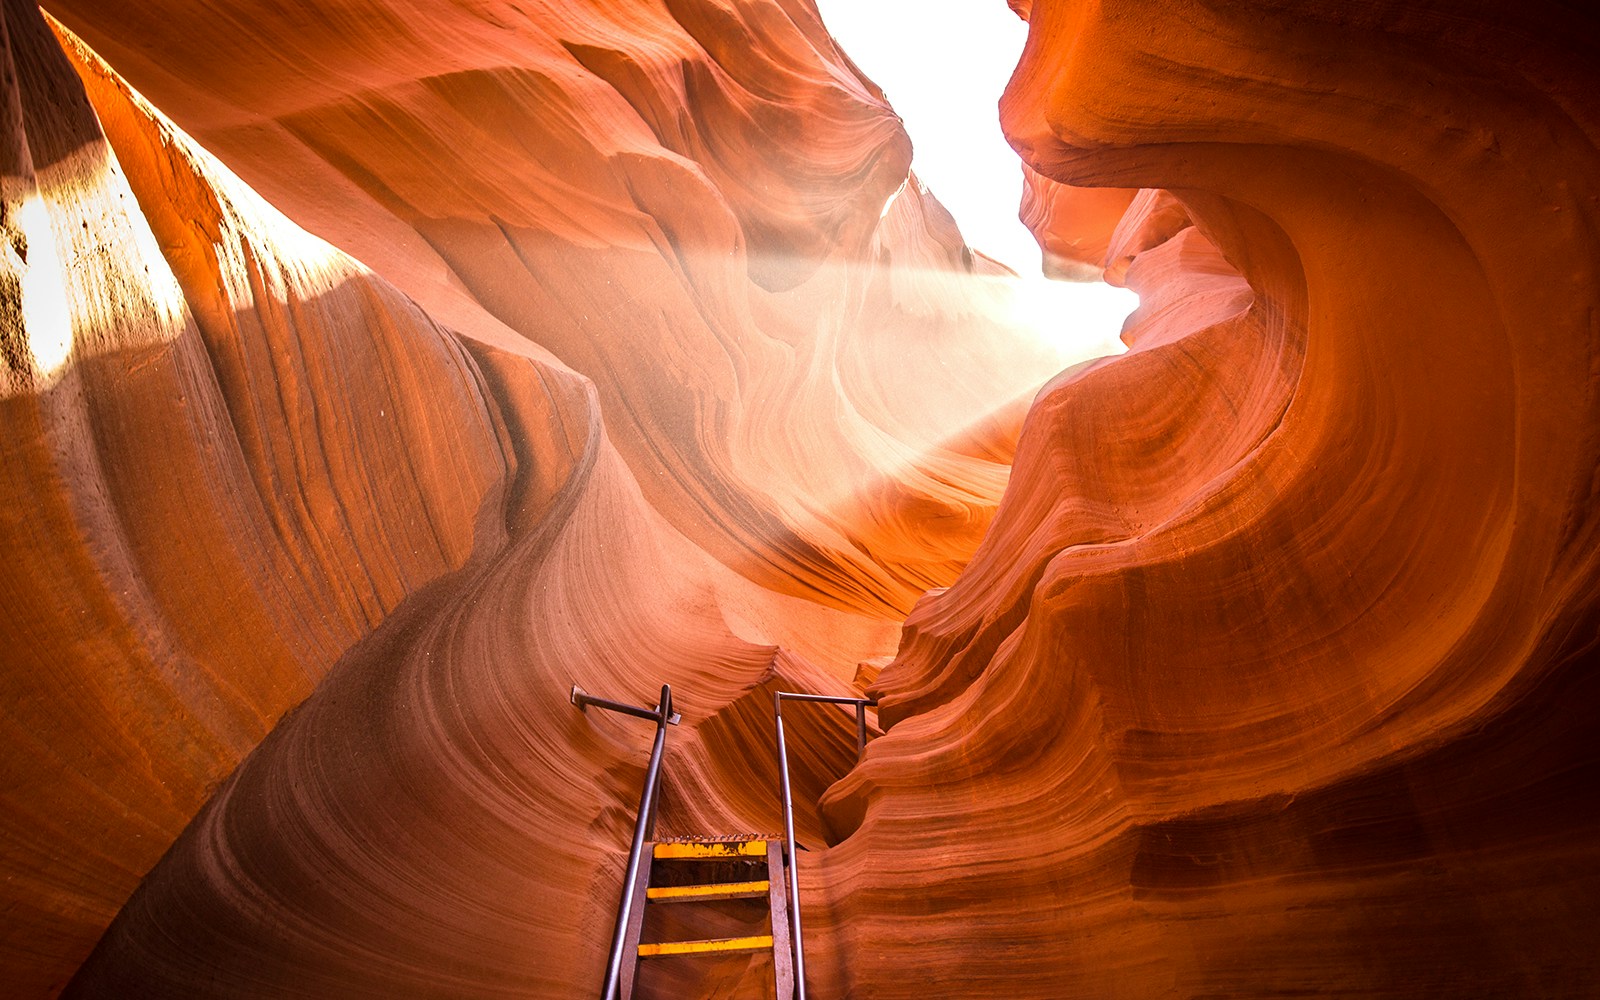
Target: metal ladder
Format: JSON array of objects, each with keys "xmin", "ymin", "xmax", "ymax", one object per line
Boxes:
[
  {"xmin": 572, "ymin": 684, "xmax": 875, "ymax": 1000},
  {"xmin": 626, "ymin": 835, "xmax": 793, "ymax": 997}
]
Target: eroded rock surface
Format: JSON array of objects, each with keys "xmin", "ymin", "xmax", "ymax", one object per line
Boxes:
[
  {"xmin": 822, "ymin": 0, "xmax": 1600, "ymax": 996},
  {"xmin": 3, "ymin": 0, "xmax": 1598, "ymax": 997},
  {"xmin": 3, "ymin": 0, "xmax": 1074, "ymax": 994}
]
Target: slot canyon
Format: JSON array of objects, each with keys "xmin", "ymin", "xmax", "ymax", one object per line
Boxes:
[{"xmin": 3, "ymin": 0, "xmax": 1598, "ymax": 995}]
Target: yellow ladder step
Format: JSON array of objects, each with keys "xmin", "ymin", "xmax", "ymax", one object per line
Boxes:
[
  {"xmin": 646, "ymin": 880, "xmax": 770, "ymax": 903},
  {"xmin": 637, "ymin": 935, "xmax": 774, "ymax": 958},
  {"xmin": 653, "ymin": 840, "xmax": 767, "ymax": 859}
]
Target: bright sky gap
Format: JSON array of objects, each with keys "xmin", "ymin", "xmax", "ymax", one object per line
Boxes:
[{"xmin": 813, "ymin": 0, "xmax": 1138, "ymax": 355}]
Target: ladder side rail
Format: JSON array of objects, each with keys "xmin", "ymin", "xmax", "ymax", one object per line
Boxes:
[
  {"xmin": 578, "ymin": 684, "xmax": 675, "ymax": 1000},
  {"xmin": 855, "ymin": 701, "xmax": 868, "ymax": 759},
  {"xmin": 766, "ymin": 838, "xmax": 795, "ymax": 1000},
  {"xmin": 772, "ymin": 691, "xmax": 878, "ymax": 1000},
  {"xmin": 616, "ymin": 844, "xmax": 653, "ymax": 1000},
  {"xmin": 773, "ymin": 692, "xmax": 806, "ymax": 1000}
]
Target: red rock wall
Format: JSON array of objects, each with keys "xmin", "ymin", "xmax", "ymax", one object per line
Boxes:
[
  {"xmin": 820, "ymin": 0, "xmax": 1600, "ymax": 996},
  {"xmin": 3, "ymin": 0, "xmax": 1598, "ymax": 996},
  {"xmin": 2, "ymin": 0, "xmax": 1071, "ymax": 995},
  {"xmin": 1018, "ymin": 163, "xmax": 1132, "ymax": 280},
  {"xmin": 45, "ymin": 0, "xmax": 1072, "ymax": 620},
  {"xmin": 0, "ymin": 1, "xmax": 522, "ymax": 991}
]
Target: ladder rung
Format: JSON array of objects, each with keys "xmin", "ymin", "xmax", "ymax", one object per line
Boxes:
[
  {"xmin": 646, "ymin": 880, "xmax": 770, "ymax": 903},
  {"xmin": 653, "ymin": 840, "xmax": 767, "ymax": 859},
  {"xmin": 637, "ymin": 935, "xmax": 774, "ymax": 958}
]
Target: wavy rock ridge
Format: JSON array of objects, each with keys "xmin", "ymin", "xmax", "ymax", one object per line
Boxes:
[
  {"xmin": 820, "ymin": 0, "xmax": 1600, "ymax": 996},
  {"xmin": 3, "ymin": 0, "xmax": 1075, "ymax": 994},
  {"xmin": 3, "ymin": 0, "xmax": 1599, "ymax": 997}
]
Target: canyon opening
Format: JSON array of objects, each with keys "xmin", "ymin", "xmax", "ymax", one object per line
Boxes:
[{"xmin": 2, "ymin": 1, "xmax": 1598, "ymax": 998}]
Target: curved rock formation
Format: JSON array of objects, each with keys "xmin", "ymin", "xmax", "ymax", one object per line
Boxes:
[
  {"xmin": 4, "ymin": 0, "xmax": 1598, "ymax": 996},
  {"xmin": 822, "ymin": 0, "xmax": 1600, "ymax": 996},
  {"xmin": 46, "ymin": 0, "xmax": 1081, "ymax": 619},
  {"xmin": 0, "ymin": 2, "xmax": 524, "ymax": 991},
  {"xmin": 1018, "ymin": 163, "xmax": 1132, "ymax": 280},
  {"xmin": 2, "ymin": 0, "xmax": 1078, "ymax": 994}
]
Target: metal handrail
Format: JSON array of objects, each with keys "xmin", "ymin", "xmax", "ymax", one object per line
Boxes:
[
  {"xmin": 572, "ymin": 684, "xmax": 677, "ymax": 1000},
  {"xmin": 773, "ymin": 691, "xmax": 877, "ymax": 1000}
]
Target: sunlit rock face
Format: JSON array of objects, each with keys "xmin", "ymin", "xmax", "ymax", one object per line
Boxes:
[
  {"xmin": 2, "ymin": 0, "xmax": 1079, "ymax": 995},
  {"xmin": 822, "ymin": 0, "xmax": 1600, "ymax": 996},
  {"xmin": 42, "ymin": 0, "xmax": 1075, "ymax": 621},
  {"xmin": 1, "ymin": 3, "xmax": 519, "ymax": 993},
  {"xmin": 5, "ymin": 0, "xmax": 1598, "ymax": 998},
  {"xmin": 1018, "ymin": 163, "xmax": 1132, "ymax": 280}
]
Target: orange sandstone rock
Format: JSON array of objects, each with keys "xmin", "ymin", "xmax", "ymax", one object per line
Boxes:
[
  {"xmin": 47, "ymin": 0, "xmax": 1069, "ymax": 619},
  {"xmin": 822, "ymin": 0, "xmax": 1600, "ymax": 996},
  {"xmin": 0, "ymin": 1, "xmax": 523, "ymax": 991},
  {"xmin": 1017, "ymin": 163, "xmax": 1133, "ymax": 279},
  {"xmin": 4, "ymin": 0, "xmax": 1597, "ymax": 997},
  {"xmin": 3, "ymin": 0, "xmax": 1080, "ymax": 995}
]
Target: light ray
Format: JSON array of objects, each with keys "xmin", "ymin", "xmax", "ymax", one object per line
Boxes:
[{"xmin": 14, "ymin": 194, "xmax": 75, "ymax": 381}]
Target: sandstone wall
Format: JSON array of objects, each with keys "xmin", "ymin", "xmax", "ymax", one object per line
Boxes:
[
  {"xmin": 3, "ymin": 0, "xmax": 1597, "ymax": 996},
  {"xmin": 820, "ymin": 1, "xmax": 1600, "ymax": 995}
]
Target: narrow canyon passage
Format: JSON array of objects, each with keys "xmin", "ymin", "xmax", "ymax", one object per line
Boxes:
[{"xmin": 3, "ymin": 0, "xmax": 1599, "ymax": 998}]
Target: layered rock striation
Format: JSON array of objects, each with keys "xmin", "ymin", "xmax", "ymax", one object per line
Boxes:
[
  {"xmin": 4, "ymin": 0, "xmax": 1072, "ymax": 994},
  {"xmin": 44, "ymin": 0, "xmax": 1076, "ymax": 620},
  {"xmin": 821, "ymin": 0, "xmax": 1600, "ymax": 996},
  {"xmin": 3, "ymin": 0, "xmax": 1598, "ymax": 997}
]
